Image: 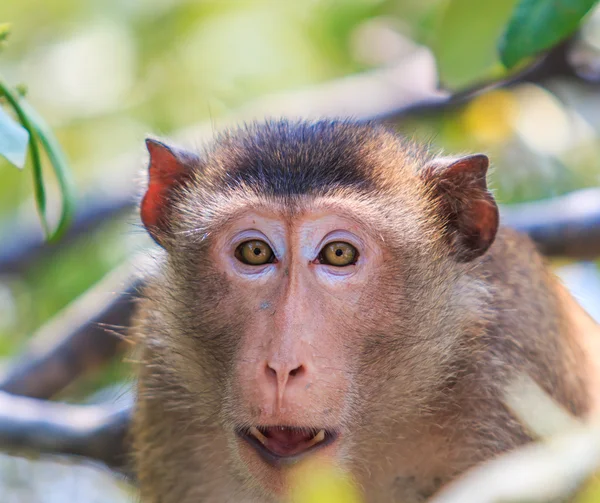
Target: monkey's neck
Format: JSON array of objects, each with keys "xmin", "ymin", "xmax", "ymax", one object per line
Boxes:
[{"xmin": 475, "ymin": 228, "xmax": 596, "ymax": 419}]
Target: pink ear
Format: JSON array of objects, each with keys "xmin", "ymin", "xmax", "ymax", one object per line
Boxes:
[
  {"xmin": 141, "ymin": 139, "xmax": 195, "ymax": 246},
  {"xmin": 422, "ymin": 154, "xmax": 499, "ymax": 262}
]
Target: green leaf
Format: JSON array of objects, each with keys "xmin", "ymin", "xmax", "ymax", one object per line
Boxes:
[
  {"xmin": 0, "ymin": 106, "xmax": 29, "ymax": 168},
  {"xmin": 500, "ymin": 0, "xmax": 600, "ymax": 69},
  {"xmin": 0, "ymin": 79, "xmax": 48, "ymax": 237},
  {"xmin": 0, "ymin": 79, "xmax": 50, "ymax": 237},
  {"xmin": 20, "ymin": 100, "xmax": 76, "ymax": 242}
]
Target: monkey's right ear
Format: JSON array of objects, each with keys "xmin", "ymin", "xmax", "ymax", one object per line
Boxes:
[
  {"xmin": 422, "ymin": 154, "xmax": 499, "ymax": 262},
  {"xmin": 141, "ymin": 139, "xmax": 196, "ymax": 246}
]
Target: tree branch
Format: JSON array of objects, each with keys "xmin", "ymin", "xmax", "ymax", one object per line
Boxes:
[
  {"xmin": 0, "ymin": 391, "xmax": 131, "ymax": 473},
  {"xmin": 377, "ymin": 37, "xmax": 578, "ymax": 122},
  {"xmin": 0, "ymin": 191, "xmax": 135, "ymax": 275},
  {"xmin": 0, "ymin": 262, "xmax": 143, "ymax": 399},
  {"xmin": 500, "ymin": 188, "xmax": 600, "ymax": 259}
]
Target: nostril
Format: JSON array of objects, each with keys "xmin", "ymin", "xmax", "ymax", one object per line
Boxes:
[
  {"xmin": 266, "ymin": 365, "xmax": 277, "ymax": 378},
  {"xmin": 289, "ymin": 365, "xmax": 304, "ymax": 378}
]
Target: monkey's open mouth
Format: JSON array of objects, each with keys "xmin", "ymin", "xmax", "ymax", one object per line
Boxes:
[{"xmin": 237, "ymin": 426, "xmax": 337, "ymax": 466}]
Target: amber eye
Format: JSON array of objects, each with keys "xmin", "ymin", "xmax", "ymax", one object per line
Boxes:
[
  {"xmin": 319, "ymin": 241, "xmax": 358, "ymax": 267},
  {"xmin": 235, "ymin": 240, "xmax": 274, "ymax": 265}
]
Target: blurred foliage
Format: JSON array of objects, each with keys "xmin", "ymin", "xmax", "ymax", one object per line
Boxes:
[
  {"xmin": 432, "ymin": 0, "xmax": 518, "ymax": 88},
  {"xmin": 575, "ymin": 475, "xmax": 600, "ymax": 503},
  {"xmin": 0, "ymin": 23, "xmax": 9, "ymax": 47},
  {"xmin": 290, "ymin": 459, "xmax": 362, "ymax": 503}
]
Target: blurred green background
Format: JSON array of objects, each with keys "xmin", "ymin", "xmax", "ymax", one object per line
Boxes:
[{"xmin": 2, "ymin": 0, "xmax": 600, "ymax": 500}]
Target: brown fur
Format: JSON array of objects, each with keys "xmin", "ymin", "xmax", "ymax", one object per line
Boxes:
[{"xmin": 130, "ymin": 119, "xmax": 600, "ymax": 502}]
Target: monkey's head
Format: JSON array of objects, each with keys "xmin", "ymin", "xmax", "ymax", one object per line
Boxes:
[{"xmin": 139, "ymin": 120, "xmax": 498, "ymax": 497}]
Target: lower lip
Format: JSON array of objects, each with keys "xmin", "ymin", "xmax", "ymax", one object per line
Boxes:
[{"xmin": 236, "ymin": 429, "xmax": 338, "ymax": 468}]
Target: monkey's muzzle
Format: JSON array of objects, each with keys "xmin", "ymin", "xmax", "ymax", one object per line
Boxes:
[{"xmin": 237, "ymin": 426, "xmax": 337, "ymax": 467}]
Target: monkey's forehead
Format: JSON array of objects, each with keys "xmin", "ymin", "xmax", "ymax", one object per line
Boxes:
[
  {"xmin": 164, "ymin": 120, "xmax": 436, "ymax": 245},
  {"xmin": 192, "ymin": 119, "xmax": 431, "ymax": 196},
  {"xmin": 171, "ymin": 187, "xmax": 433, "ymax": 251}
]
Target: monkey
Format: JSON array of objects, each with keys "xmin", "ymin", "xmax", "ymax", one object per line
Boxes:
[{"xmin": 130, "ymin": 118, "xmax": 600, "ymax": 503}]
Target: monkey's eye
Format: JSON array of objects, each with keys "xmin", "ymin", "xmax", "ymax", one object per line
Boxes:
[
  {"xmin": 319, "ymin": 241, "xmax": 358, "ymax": 267},
  {"xmin": 235, "ymin": 240, "xmax": 275, "ymax": 266}
]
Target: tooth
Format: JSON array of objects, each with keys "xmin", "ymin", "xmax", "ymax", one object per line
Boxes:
[
  {"xmin": 305, "ymin": 429, "xmax": 326, "ymax": 448},
  {"xmin": 250, "ymin": 427, "xmax": 268, "ymax": 446}
]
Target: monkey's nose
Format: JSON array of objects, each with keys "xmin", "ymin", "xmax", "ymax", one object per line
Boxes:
[
  {"xmin": 262, "ymin": 360, "xmax": 308, "ymax": 407},
  {"xmin": 266, "ymin": 361, "xmax": 305, "ymax": 379}
]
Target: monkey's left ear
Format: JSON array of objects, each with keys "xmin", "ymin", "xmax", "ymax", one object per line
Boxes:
[
  {"xmin": 141, "ymin": 139, "xmax": 197, "ymax": 246},
  {"xmin": 422, "ymin": 154, "xmax": 499, "ymax": 262}
]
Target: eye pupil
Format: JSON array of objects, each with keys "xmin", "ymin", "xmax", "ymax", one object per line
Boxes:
[
  {"xmin": 253, "ymin": 248, "xmax": 261, "ymax": 255},
  {"xmin": 335, "ymin": 249, "xmax": 343, "ymax": 257}
]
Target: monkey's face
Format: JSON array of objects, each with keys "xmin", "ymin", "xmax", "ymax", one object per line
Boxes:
[
  {"xmin": 206, "ymin": 204, "xmax": 391, "ymax": 492},
  {"xmin": 164, "ymin": 196, "xmax": 469, "ymax": 497},
  {"xmin": 140, "ymin": 121, "xmax": 498, "ymax": 497}
]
